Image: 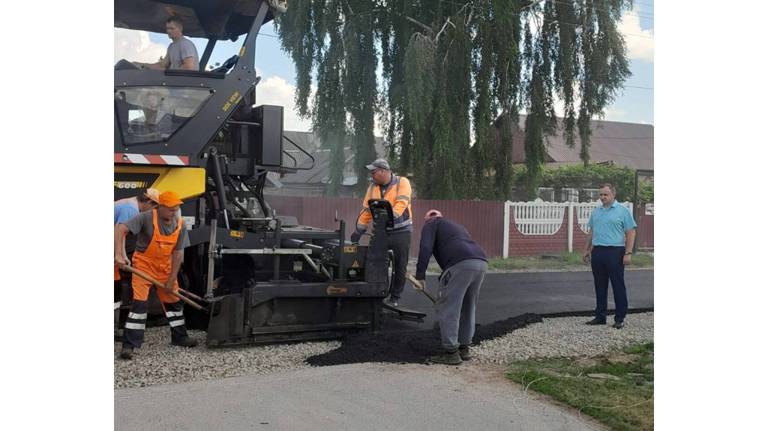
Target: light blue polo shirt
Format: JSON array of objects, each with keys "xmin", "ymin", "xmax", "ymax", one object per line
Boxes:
[{"xmin": 587, "ymin": 201, "xmax": 637, "ymax": 246}]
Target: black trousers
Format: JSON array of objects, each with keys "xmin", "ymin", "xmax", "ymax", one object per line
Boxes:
[
  {"xmin": 123, "ymin": 296, "xmax": 189, "ymax": 349},
  {"xmin": 114, "ymin": 280, "xmax": 122, "ymax": 332},
  {"xmin": 590, "ymin": 246, "xmax": 629, "ymax": 323},
  {"xmin": 387, "ymin": 231, "xmax": 411, "ymax": 300}
]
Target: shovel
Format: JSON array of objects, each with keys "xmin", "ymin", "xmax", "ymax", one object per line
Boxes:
[
  {"xmin": 405, "ymin": 272, "xmax": 436, "ymax": 304},
  {"xmin": 119, "ymin": 264, "xmax": 207, "ymax": 312}
]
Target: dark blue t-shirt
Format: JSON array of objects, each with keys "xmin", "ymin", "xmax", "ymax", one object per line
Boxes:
[{"xmin": 415, "ymin": 218, "xmax": 487, "ymax": 279}]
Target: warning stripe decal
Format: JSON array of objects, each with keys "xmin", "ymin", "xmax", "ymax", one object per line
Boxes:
[{"xmin": 115, "ymin": 153, "xmax": 189, "ymax": 166}]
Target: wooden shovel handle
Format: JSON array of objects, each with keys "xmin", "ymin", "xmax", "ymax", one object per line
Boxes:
[
  {"xmin": 405, "ymin": 272, "xmax": 436, "ymax": 303},
  {"xmin": 405, "ymin": 272, "xmax": 425, "ymax": 290},
  {"xmin": 119, "ymin": 264, "xmax": 206, "ymax": 311}
]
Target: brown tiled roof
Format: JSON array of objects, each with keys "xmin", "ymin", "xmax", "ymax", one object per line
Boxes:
[{"xmin": 508, "ymin": 115, "xmax": 653, "ymax": 170}]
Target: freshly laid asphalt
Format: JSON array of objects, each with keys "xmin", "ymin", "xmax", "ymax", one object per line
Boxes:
[
  {"xmin": 386, "ymin": 269, "xmax": 653, "ymax": 330},
  {"xmin": 115, "ymin": 269, "xmax": 653, "ymax": 430}
]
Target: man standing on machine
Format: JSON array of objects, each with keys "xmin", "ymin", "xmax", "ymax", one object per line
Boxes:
[{"xmin": 351, "ymin": 158, "xmax": 413, "ymax": 307}]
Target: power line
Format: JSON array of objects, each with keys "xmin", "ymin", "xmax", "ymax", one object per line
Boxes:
[
  {"xmin": 623, "ymin": 85, "xmax": 653, "ymax": 90},
  {"xmin": 591, "ymin": 135, "xmax": 652, "ymax": 140}
]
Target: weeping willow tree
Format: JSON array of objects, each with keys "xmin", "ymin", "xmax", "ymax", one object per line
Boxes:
[{"xmin": 276, "ymin": 0, "xmax": 632, "ymax": 199}]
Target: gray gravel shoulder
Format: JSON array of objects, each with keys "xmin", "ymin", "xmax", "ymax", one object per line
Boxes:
[
  {"xmin": 474, "ymin": 312, "xmax": 654, "ymax": 365},
  {"xmin": 114, "ymin": 331, "xmax": 341, "ymax": 389},
  {"xmin": 115, "ymin": 312, "xmax": 653, "ymax": 389}
]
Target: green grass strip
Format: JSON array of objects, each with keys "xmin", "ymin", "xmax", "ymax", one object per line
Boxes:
[{"xmin": 506, "ymin": 343, "xmax": 654, "ymax": 431}]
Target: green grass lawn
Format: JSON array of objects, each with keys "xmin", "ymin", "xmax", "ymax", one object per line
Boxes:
[
  {"xmin": 486, "ymin": 251, "xmax": 653, "ymax": 271},
  {"xmin": 506, "ymin": 343, "xmax": 654, "ymax": 431}
]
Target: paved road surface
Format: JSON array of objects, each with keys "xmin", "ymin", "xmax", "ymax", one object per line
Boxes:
[
  {"xmin": 387, "ymin": 269, "xmax": 653, "ymax": 329},
  {"xmin": 116, "ymin": 270, "xmax": 652, "ymax": 430},
  {"xmin": 115, "ymin": 363, "xmax": 603, "ymax": 431}
]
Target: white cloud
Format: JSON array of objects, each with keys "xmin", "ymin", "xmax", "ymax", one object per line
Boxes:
[
  {"xmin": 114, "ymin": 29, "xmax": 167, "ymax": 64},
  {"xmin": 255, "ymin": 76, "xmax": 313, "ymax": 132},
  {"xmin": 619, "ymin": 8, "xmax": 654, "ymax": 62}
]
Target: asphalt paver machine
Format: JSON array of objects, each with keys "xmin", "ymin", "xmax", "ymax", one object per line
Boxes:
[{"xmin": 114, "ymin": 0, "xmax": 423, "ymax": 346}]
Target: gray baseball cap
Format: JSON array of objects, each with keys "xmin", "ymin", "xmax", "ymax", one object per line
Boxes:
[{"xmin": 365, "ymin": 158, "xmax": 390, "ymax": 171}]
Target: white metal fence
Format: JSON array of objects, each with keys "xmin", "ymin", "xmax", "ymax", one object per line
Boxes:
[
  {"xmin": 502, "ymin": 200, "xmax": 633, "ymax": 257},
  {"xmin": 511, "ymin": 201, "xmax": 567, "ymax": 235}
]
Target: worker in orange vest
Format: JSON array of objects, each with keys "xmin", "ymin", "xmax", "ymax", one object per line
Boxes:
[
  {"xmin": 351, "ymin": 158, "xmax": 413, "ymax": 307},
  {"xmin": 115, "ymin": 191, "xmax": 197, "ymax": 360}
]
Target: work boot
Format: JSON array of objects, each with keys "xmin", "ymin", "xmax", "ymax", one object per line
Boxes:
[
  {"xmin": 119, "ymin": 346, "xmax": 133, "ymax": 360},
  {"xmin": 383, "ymin": 297, "xmax": 399, "ymax": 308},
  {"xmin": 585, "ymin": 318, "xmax": 607, "ymax": 325},
  {"xmin": 171, "ymin": 337, "xmax": 198, "ymax": 348},
  {"xmin": 427, "ymin": 349, "xmax": 462, "ymax": 365},
  {"xmin": 458, "ymin": 345, "xmax": 472, "ymax": 361}
]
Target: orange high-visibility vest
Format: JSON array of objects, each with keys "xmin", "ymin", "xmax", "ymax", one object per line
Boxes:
[{"xmin": 357, "ymin": 175, "xmax": 413, "ymax": 232}]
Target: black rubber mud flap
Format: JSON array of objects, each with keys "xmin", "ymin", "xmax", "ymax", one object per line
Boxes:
[
  {"xmin": 206, "ymin": 294, "xmax": 245, "ymax": 346},
  {"xmin": 382, "ymin": 302, "xmax": 426, "ymax": 322}
]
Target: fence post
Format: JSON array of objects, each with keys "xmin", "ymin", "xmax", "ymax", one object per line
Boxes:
[
  {"xmin": 503, "ymin": 201, "xmax": 510, "ymax": 259},
  {"xmin": 567, "ymin": 202, "xmax": 574, "ymax": 253}
]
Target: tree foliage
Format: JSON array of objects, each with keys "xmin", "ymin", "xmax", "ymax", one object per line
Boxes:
[
  {"xmin": 276, "ymin": 0, "xmax": 633, "ymax": 198},
  {"xmin": 513, "ymin": 163, "xmax": 653, "ymax": 203}
]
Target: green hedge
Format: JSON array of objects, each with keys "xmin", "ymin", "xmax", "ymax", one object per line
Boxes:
[{"xmin": 513, "ymin": 164, "xmax": 653, "ymax": 203}]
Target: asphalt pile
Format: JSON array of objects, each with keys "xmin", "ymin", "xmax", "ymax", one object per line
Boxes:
[
  {"xmin": 306, "ymin": 313, "xmax": 543, "ymax": 366},
  {"xmin": 307, "ymin": 309, "xmax": 654, "ymax": 366}
]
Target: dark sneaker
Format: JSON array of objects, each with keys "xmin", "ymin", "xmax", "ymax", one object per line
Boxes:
[
  {"xmin": 119, "ymin": 346, "xmax": 133, "ymax": 360},
  {"xmin": 613, "ymin": 321, "xmax": 625, "ymax": 329},
  {"xmin": 172, "ymin": 337, "xmax": 199, "ymax": 348},
  {"xmin": 427, "ymin": 350, "xmax": 462, "ymax": 365},
  {"xmin": 458, "ymin": 345, "xmax": 472, "ymax": 361},
  {"xmin": 585, "ymin": 318, "xmax": 607, "ymax": 325}
]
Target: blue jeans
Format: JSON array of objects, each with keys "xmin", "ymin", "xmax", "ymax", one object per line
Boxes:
[{"xmin": 590, "ymin": 246, "xmax": 628, "ymax": 323}]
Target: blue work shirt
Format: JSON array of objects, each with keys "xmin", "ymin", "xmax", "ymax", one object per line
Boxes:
[
  {"xmin": 587, "ymin": 201, "xmax": 637, "ymax": 246},
  {"xmin": 114, "ymin": 199, "xmax": 139, "ymax": 225}
]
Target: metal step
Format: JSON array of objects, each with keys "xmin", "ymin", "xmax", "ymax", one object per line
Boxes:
[{"xmin": 250, "ymin": 322, "xmax": 370, "ymax": 335}]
